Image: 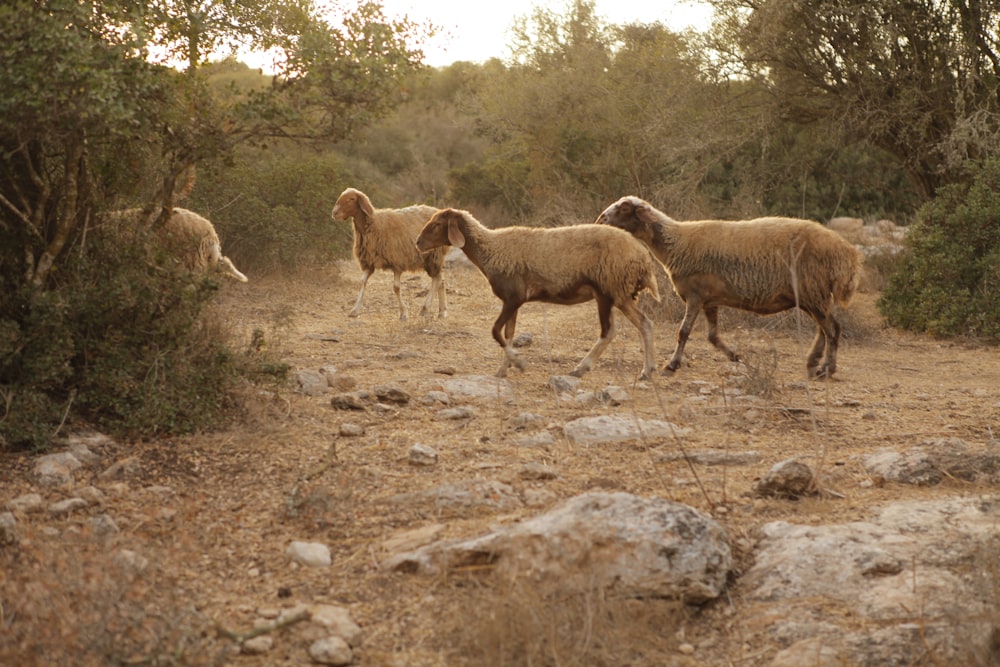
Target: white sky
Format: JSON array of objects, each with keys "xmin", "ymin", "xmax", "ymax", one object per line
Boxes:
[{"xmin": 378, "ymin": 0, "xmax": 714, "ymax": 66}]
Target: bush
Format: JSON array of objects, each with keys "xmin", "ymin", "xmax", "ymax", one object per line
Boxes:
[
  {"xmin": 878, "ymin": 159, "xmax": 1000, "ymax": 340},
  {"xmin": 0, "ymin": 229, "xmax": 261, "ymax": 451}
]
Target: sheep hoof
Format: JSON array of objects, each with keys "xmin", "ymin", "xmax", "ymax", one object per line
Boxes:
[
  {"xmin": 661, "ymin": 365, "xmax": 678, "ymax": 375},
  {"xmin": 569, "ymin": 368, "xmax": 586, "ymax": 378},
  {"xmin": 348, "ymin": 310, "xmax": 361, "ymax": 318}
]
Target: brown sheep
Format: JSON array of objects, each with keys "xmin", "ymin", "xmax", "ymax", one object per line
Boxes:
[
  {"xmin": 416, "ymin": 208, "xmax": 660, "ymax": 381},
  {"xmin": 595, "ymin": 196, "xmax": 862, "ymax": 378},
  {"xmin": 331, "ymin": 187, "xmax": 447, "ymax": 320}
]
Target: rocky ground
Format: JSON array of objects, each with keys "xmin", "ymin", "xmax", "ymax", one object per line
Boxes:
[{"xmin": 3, "ymin": 254, "xmax": 1000, "ymax": 666}]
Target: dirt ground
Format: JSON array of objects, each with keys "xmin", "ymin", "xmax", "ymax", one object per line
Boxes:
[{"xmin": 4, "ymin": 259, "xmax": 1000, "ymax": 666}]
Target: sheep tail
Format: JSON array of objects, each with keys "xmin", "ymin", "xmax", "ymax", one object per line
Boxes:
[{"xmin": 833, "ymin": 252, "xmax": 863, "ymax": 306}]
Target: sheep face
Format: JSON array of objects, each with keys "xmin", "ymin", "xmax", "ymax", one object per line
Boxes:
[
  {"xmin": 416, "ymin": 209, "xmax": 465, "ymax": 250},
  {"xmin": 331, "ymin": 188, "xmax": 375, "ymax": 226},
  {"xmin": 594, "ymin": 196, "xmax": 659, "ymax": 247}
]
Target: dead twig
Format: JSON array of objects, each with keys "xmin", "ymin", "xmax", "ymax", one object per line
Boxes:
[{"xmin": 216, "ymin": 608, "xmax": 311, "ymax": 643}]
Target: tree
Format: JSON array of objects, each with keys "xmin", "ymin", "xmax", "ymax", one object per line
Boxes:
[{"xmin": 708, "ymin": 0, "xmax": 1000, "ymax": 199}]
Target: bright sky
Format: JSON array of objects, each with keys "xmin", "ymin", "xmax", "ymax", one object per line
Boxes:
[{"xmin": 379, "ymin": 0, "xmax": 714, "ymax": 66}]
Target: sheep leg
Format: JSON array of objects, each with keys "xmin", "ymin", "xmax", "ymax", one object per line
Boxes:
[
  {"xmin": 571, "ymin": 297, "xmax": 616, "ymax": 378},
  {"xmin": 665, "ymin": 302, "xmax": 701, "ymax": 373},
  {"xmin": 807, "ymin": 310, "xmax": 841, "ymax": 379},
  {"xmin": 705, "ymin": 306, "xmax": 739, "ymax": 362},
  {"xmin": 617, "ymin": 300, "xmax": 657, "ymax": 381},
  {"xmin": 349, "ymin": 270, "xmax": 372, "ymax": 318},
  {"xmin": 420, "ymin": 274, "xmax": 448, "ymax": 319},
  {"xmin": 392, "ymin": 270, "xmax": 408, "ymax": 321},
  {"xmin": 493, "ymin": 303, "xmax": 525, "ymax": 377}
]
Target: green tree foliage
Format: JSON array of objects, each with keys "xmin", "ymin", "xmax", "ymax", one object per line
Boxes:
[
  {"xmin": 0, "ymin": 0, "xmax": 429, "ymax": 449},
  {"xmin": 708, "ymin": 0, "xmax": 1000, "ymax": 199},
  {"xmin": 878, "ymin": 159, "xmax": 1000, "ymax": 340}
]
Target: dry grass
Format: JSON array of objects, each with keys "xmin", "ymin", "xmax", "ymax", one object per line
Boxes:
[{"xmin": 2, "ymin": 255, "xmax": 999, "ymax": 666}]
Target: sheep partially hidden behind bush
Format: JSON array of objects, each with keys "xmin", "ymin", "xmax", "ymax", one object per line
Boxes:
[
  {"xmin": 416, "ymin": 208, "xmax": 660, "ymax": 381},
  {"xmin": 331, "ymin": 187, "xmax": 447, "ymax": 320},
  {"xmin": 595, "ymin": 196, "xmax": 862, "ymax": 379},
  {"xmin": 101, "ymin": 207, "xmax": 248, "ymax": 282}
]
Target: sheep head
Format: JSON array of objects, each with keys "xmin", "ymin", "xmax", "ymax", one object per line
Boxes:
[
  {"xmin": 331, "ymin": 187, "xmax": 375, "ymax": 225},
  {"xmin": 595, "ymin": 196, "xmax": 660, "ymax": 247},
  {"xmin": 417, "ymin": 209, "xmax": 466, "ymax": 250}
]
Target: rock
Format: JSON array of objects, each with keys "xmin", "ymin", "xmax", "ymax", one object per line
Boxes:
[
  {"xmin": 330, "ymin": 392, "xmax": 367, "ymax": 411},
  {"xmin": 511, "ymin": 412, "xmax": 546, "ymax": 429},
  {"xmin": 434, "ymin": 406, "xmax": 475, "ymax": 420},
  {"xmin": 76, "ymin": 486, "xmax": 106, "ymax": 505},
  {"xmin": 374, "ymin": 384, "xmax": 410, "ymax": 405},
  {"xmin": 432, "ymin": 366, "xmax": 456, "ymax": 375},
  {"xmin": 338, "ymin": 423, "xmax": 365, "ymax": 437},
  {"xmin": 743, "ymin": 495, "xmax": 1000, "ymax": 665},
  {"xmin": 296, "ymin": 369, "xmax": 329, "ymax": 396},
  {"xmin": 48, "ymin": 497, "xmax": 88, "ymax": 517},
  {"xmin": 99, "ymin": 456, "xmax": 141, "ymax": 481},
  {"xmin": 287, "ymin": 541, "xmax": 331, "ymax": 567},
  {"xmin": 33, "ymin": 452, "xmax": 82, "ymax": 487},
  {"xmin": 388, "ymin": 492, "xmax": 731, "ymax": 603},
  {"xmin": 441, "ymin": 375, "xmax": 515, "ymax": 403},
  {"xmin": 408, "ymin": 443, "xmax": 439, "ymax": 466},
  {"xmin": 549, "ymin": 375, "xmax": 581, "ymax": 393},
  {"xmin": 512, "ymin": 332, "xmax": 533, "ymax": 347},
  {"xmin": 597, "ymin": 386, "xmax": 630, "ymax": 405},
  {"xmin": 862, "ymin": 447, "xmax": 941, "ymax": 485},
  {"xmin": 309, "ymin": 604, "xmax": 363, "ymax": 646},
  {"xmin": 769, "ymin": 637, "xmax": 843, "ymax": 667},
  {"xmin": 309, "ymin": 636, "xmax": 353, "ymax": 665},
  {"xmin": 563, "ymin": 415, "xmax": 690, "ymax": 446},
  {"xmin": 753, "ymin": 459, "xmax": 815, "ymax": 498},
  {"xmin": 0, "ymin": 512, "xmax": 17, "ymax": 544},
  {"xmin": 7, "ymin": 493, "xmax": 43, "ymax": 514},
  {"xmin": 113, "ymin": 549, "xmax": 149, "ymax": 577},
  {"xmin": 241, "ymin": 636, "xmax": 273, "ymax": 655},
  {"xmin": 422, "ymin": 390, "xmax": 450, "ymax": 405},
  {"xmin": 88, "ymin": 514, "xmax": 120, "ymax": 540},
  {"xmin": 382, "ymin": 524, "xmax": 446, "ymax": 557}
]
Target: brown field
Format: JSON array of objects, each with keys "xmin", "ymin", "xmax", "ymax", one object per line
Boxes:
[{"xmin": 3, "ymin": 259, "xmax": 999, "ymax": 666}]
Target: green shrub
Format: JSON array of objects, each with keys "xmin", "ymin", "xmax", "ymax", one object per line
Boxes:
[
  {"xmin": 878, "ymin": 159, "xmax": 1000, "ymax": 340},
  {"xmin": 0, "ymin": 229, "xmax": 260, "ymax": 451}
]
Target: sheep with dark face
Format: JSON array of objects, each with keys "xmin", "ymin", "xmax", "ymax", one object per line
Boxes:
[
  {"xmin": 595, "ymin": 196, "xmax": 862, "ymax": 379},
  {"xmin": 331, "ymin": 187, "xmax": 447, "ymax": 320},
  {"xmin": 416, "ymin": 208, "xmax": 660, "ymax": 381}
]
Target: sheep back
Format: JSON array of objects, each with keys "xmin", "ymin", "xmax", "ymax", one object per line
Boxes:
[
  {"xmin": 650, "ymin": 217, "xmax": 861, "ymax": 308},
  {"xmin": 352, "ymin": 205, "xmax": 444, "ymax": 276},
  {"xmin": 449, "ymin": 212, "xmax": 659, "ymax": 303}
]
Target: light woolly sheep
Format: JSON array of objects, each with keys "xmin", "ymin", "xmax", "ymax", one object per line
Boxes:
[
  {"xmin": 595, "ymin": 196, "xmax": 862, "ymax": 378},
  {"xmin": 415, "ymin": 208, "xmax": 660, "ymax": 381},
  {"xmin": 162, "ymin": 208, "xmax": 248, "ymax": 282},
  {"xmin": 100, "ymin": 207, "xmax": 248, "ymax": 282},
  {"xmin": 331, "ymin": 187, "xmax": 447, "ymax": 320}
]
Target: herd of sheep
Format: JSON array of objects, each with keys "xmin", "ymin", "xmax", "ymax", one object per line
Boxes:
[
  {"xmin": 138, "ymin": 185, "xmax": 862, "ymax": 382},
  {"xmin": 330, "ymin": 188, "xmax": 864, "ymax": 382}
]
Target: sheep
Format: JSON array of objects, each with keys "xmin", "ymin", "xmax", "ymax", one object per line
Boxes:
[
  {"xmin": 331, "ymin": 187, "xmax": 447, "ymax": 321},
  {"xmin": 98, "ymin": 207, "xmax": 248, "ymax": 282},
  {"xmin": 594, "ymin": 196, "xmax": 863, "ymax": 379},
  {"xmin": 415, "ymin": 208, "xmax": 660, "ymax": 381}
]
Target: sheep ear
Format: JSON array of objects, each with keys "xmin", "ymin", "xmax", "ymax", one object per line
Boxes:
[
  {"xmin": 358, "ymin": 194, "xmax": 375, "ymax": 219},
  {"xmin": 634, "ymin": 202, "xmax": 659, "ymax": 226},
  {"xmin": 446, "ymin": 214, "xmax": 466, "ymax": 248}
]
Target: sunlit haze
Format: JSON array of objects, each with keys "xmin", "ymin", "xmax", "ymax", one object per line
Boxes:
[{"xmin": 383, "ymin": 0, "xmax": 714, "ymax": 66}]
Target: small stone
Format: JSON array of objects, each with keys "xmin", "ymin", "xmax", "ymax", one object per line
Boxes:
[
  {"xmin": 519, "ymin": 462, "xmax": 558, "ymax": 480},
  {"xmin": 241, "ymin": 636, "xmax": 273, "ymax": 655},
  {"xmin": 0, "ymin": 512, "xmax": 17, "ymax": 544},
  {"xmin": 99, "ymin": 457, "xmax": 141, "ymax": 481},
  {"xmin": 549, "ymin": 375, "xmax": 581, "ymax": 393},
  {"xmin": 512, "ymin": 332, "xmax": 533, "ymax": 348},
  {"xmin": 753, "ymin": 459, "xmax": 815, "ymax": 498},
  {"xmin": 678, "ymin": 642, "xmax": 695, "ymax": 655},
  {"xmin": 88, "ymin": 514, "xmax": 120, "ymax": 540},
  {"xmin": 331, "ymin": 393, "xmax": 367, "ymax": 411},
  {"xmin": 326, "ymin": 375, "xmax": 357, "ymax": 392},
  {"xmin": 48, "ymin": 497, "xmax": 88, "ymax": 517},
  {"xmin": 423, "ymin": 391, "xmax": 450, "ymax": 405},
  {"xmin": 374, "ymin": 385, "xmax": 411, "ymax": 405},
  {"xmin": 286, "ymin": 541, "xmax": 331, "ymax": 567},
  {"xmin": 309, "ymin": 604, "xmax": 363, "ymax": 646},
  {"xmin": 409, "ymin": 444, "xmax": 439, "ymax": 466},
  {"xmin": 76, "ymin": 486, "xmax": 106, "ymax": 505},
  {"xmin": 309, "ymin": 636, "xmax": 353, "ymax": 665},
  {"xmin": 7, "ymin": 493, "xmax": 43, "ymax": 514},
  {"xmin": 296, "ymin": 369, "xmax": 328, "ymax": 396},
  {"xmin": 435, "ymin": 406, "xmax": 475, "ymax": 420},
  {"xmin": 432, "ymin": 366, "xmax": 456, "ymax": 375},
  {"xmin": 339, "ymin": 423, "xmax": 365, "ymax": 437}
]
